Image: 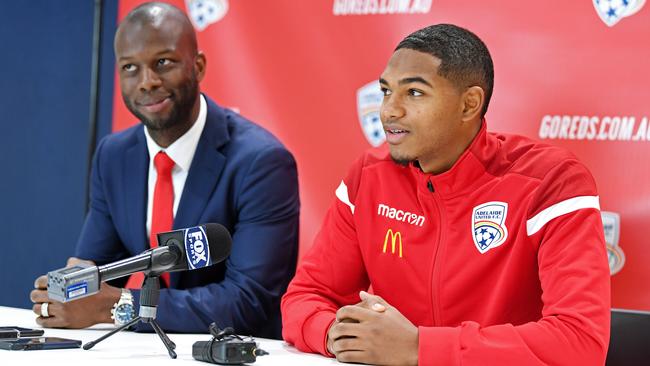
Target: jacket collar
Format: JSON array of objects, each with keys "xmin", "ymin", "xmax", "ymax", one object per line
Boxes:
[
  {"xmin": 125, "ymin": 126, "xmax": 149, "ymax": 252},
  {"xmin": 410, "ymin": 120, "xmax": 498, "ymax": 198},
  {"xmin": 173, "ymin": 96, "xmax": 229, "ymax": 230}
]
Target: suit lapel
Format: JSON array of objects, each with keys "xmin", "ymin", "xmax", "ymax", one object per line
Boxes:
[
  {"xmin": 174, "ymin": 132, "xmax": 226, "ymax": 229},
  {"xmin": 174, "ymin": 97, "xmax": 230, "ymax": 230},
  {"xmin": 171, "ymin": 98, "xmax": 229, "ymax": 287},
  {"xmin": 124, "ymin": 127, "xmax": 149, "ymax": 254}
]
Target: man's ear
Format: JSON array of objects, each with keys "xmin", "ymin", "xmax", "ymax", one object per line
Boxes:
[
  {"xmin": 461, "ymin": 86, "xmax": 485, "ymax": 122},
  {"xmin": 195, "ymin": 51, "xmax": 207, "ymax": 82}
]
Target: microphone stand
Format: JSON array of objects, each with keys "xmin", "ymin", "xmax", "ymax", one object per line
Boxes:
[{"xmin": 83, "ymin": 274, "xmax": 177, "ymax": 359}]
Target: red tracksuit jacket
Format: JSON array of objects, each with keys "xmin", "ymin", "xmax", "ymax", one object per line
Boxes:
[{"xmin": 282, "ymin": 123, "xmax": 610, "ymax": 365}]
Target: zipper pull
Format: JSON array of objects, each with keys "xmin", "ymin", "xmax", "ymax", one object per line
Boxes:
[{"xmin": 427, "ymin": 180, "xmax": 434, "ymax": 193}]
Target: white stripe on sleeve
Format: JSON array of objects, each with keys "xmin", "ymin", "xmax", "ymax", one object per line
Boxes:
[
  {"xmin": 526, "ymin": 195, "xmax": 600, "ymax": 236},
  {"xmin": 335, "ymin": 180, "xmax": 355, "ymax": 214}
]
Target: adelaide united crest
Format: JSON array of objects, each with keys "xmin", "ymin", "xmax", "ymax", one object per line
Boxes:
[
  {"xmin": 601, "ymin": 211, "xmax": 625, "ymax": 275},
  {"xmin": 593, "ymin": 0, "xmax": 646, "ymax": 26},
  {"xmin": 472, "ymin": 202, "xmax": 509, "ymax": 254},
  {"xmin": 356, "ymin": 80, "xmax": 386, "ymax": 147},
  {"xmin": 186, "ymin": 0, "xmax": 229, "ymax": 31}
]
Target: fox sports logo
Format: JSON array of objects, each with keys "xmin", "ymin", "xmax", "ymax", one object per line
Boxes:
[{"xmin": 185, "ymin": 226, "xmax": 212, "ymax": 270}]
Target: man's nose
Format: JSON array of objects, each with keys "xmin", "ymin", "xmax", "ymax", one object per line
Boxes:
[
  {"xmin": 138, "ymin": 67, "xmax": 162, "ymax": 91},
  {"xmin": 380, "ymin": 95, "xmax": 406, "ymax": 122}
]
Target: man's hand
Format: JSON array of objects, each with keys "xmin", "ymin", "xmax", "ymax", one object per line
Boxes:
[
  {"xmin": 327, "ymin": 291, "xmax": 419, "ymax": 366},
  {"xmin": 326, "ymin": 291, "xmax": 387, "ymax": 354},
  {"xmin": 30, "ymin": 257, "xmax": 121, "ymax": 329}
]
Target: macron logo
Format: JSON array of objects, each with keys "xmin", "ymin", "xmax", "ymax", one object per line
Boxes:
[{"xmin": 377, "ymin": 203, "xmax": 425, "ymax": 227}]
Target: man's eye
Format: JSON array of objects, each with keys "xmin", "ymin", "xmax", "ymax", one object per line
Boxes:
[
  {"xmin": 380, "ymin": 87, "xmax": 392, "ymax": 96},
  {"xmin": 408, "ymin": 89, "xmax": 423, "ymax": 97},
  {"xmin": 157, "ymin": 58, "xmax": 171, "ymax": 66},
  {"xmin": 122, "ymin": 64, "xmax": 136, "ymax": 72}
]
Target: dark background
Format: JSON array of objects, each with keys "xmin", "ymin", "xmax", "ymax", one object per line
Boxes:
[{"xmin": 0, "ymin": 1, "xmax": 118, "ymax": 308}]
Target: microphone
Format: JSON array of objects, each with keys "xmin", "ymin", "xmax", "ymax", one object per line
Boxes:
[
  {"xmin": 47, "ymin": 223, "xmax": 232, "ymax": 302},
  {"xmin": 99, "ymin": 223, "xmax": 232, "ymax": 281}
]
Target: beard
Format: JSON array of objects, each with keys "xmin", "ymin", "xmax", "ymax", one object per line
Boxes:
[
  {"xmin": 389, "ymin": 147, "xmax": 413, "ymax": 167},
  {"xmin": 124, "ymin": 74, "xmax": 199, "ymax": 131},
  {"xmin": 390, "ymin": 155, "xmax": 412, "ymax": 167}
]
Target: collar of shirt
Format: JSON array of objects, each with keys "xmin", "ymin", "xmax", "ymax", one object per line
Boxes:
[{"xmin": 144, "ymin": 94, "xmax": 207, "ymax": 172}]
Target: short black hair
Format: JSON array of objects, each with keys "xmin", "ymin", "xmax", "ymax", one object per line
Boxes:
[{"xmin": 396, "ymin": 24, "xmax": 494, "ymax": 117}]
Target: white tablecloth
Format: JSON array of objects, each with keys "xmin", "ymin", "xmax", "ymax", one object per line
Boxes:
[{"xmin": 0, "ymin": 306, "xmax": 342, "ymax": 365}]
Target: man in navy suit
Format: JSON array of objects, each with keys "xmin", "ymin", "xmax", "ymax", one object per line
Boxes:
[{"xmin": 30, "ymin": 2, "xmax": 299, "ymax": 338}]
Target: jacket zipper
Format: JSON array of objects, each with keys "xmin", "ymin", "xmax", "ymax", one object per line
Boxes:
[{"xmin": 428, "ymin": 178, "xmax": 443, "ymax": 326}]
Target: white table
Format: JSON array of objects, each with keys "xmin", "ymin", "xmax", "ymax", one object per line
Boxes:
[{"xmin": 0, "ymin": 306, "xmax": 343, "ymax": 365}]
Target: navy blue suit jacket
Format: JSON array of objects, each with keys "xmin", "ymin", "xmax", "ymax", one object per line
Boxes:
[{"xmin": 75, "ymin": 96, "xmax": 299, "ymax": 338}]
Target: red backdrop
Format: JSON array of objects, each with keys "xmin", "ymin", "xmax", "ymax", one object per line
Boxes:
[{"xmin": 113, "ymin": 0, "xmax": 650, "ymax": 310}]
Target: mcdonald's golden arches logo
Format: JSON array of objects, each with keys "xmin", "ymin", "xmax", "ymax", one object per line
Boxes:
[{"xmin": 382, "ymin": 229, "xmax": 403, "ymax": 258}]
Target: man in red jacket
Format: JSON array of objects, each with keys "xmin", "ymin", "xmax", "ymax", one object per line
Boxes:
[{"xmin": 281, "ymin": 24, "xmax": 610, "ymax": 365}]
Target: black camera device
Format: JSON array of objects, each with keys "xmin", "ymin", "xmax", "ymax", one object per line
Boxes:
[{"xmin": 192, "ymin": 323, "xmax": 267, "ymax": 365}]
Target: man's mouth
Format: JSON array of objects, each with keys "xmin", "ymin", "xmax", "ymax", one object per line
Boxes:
[
  {"xmin": 138, "ymin": 97, "xmax": 172, "ymax": 114},
  {"xmin": 384, "ymin": 127, "xmax": 410, "ymax": 144}
]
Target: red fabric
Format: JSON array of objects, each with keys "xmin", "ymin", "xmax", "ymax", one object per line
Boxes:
[
  {"xmin": 281, "ymin": 123, "xmax": 611, "ymax": 365},
  {"xmin": 126, "ymin": 151, "xmax": 174, "ymax": 288}
]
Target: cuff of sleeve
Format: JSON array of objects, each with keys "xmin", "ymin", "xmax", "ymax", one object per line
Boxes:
[
  {"xmin": 418, "ymin": 326, "xmax": 461, "ymax": 366},
  {"xmin": 303, "ymin": 311, "xmax": 336, "ymax": 356}
]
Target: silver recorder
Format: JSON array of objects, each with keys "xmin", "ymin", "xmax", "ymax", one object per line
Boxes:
[{"xmin": 47, "ymin": 263, "xmax": 100, "ymax": 302}]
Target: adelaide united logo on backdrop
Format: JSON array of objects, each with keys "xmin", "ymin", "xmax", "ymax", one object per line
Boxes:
[
  {"xmin": 356, "ymin": 81, "xmax": 386, "ymax": 147},
  {"xmin": 472, "ymin": 202, "xmax": 509, "ymax": 254},
  {"xmin": 593, "ymin": 0, "xmax": 646, "ymax": 26},
  {"xmin": 601, "ymin": 211, "xmax": 625, "ymax": 275},
  {"xmin": 186, "ymin": 0, "xmax": 228, "ymax": 31}
]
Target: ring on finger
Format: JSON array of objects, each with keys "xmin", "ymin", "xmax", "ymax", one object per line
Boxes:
[{"xmin": 41, "ymin": 302, "xmax": 50, "ymax": 318}]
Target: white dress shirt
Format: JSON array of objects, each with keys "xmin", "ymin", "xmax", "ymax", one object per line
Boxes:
[{"xmin": 144, "ymin": 95, "xmax": 207, "ymax": 238}]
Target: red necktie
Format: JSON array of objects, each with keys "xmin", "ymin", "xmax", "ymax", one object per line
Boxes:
[{"xmin": 126, "ymin": 151, "xmax": 175, "ymax": 289}]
